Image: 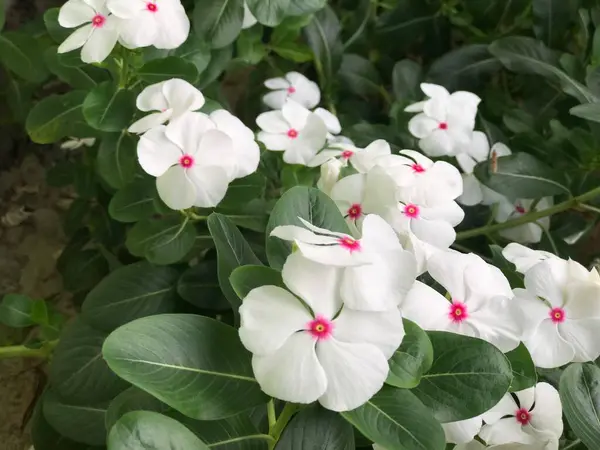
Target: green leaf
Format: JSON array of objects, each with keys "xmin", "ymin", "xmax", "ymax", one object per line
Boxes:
[
  {"xmin": 532, "ymin": 0, "xmax": 573, "ymax": 48},
  {"xmin": 193, "ymin": 0, "xmax": 244, "ymax": 49},
  {"xmin": 304, "ymin": 6, "xmax": 343, "ymax": 82},
  {"xmin": 0, "ymin": 293, "xmax": 34, "ymax": 327},
  {"xmin": 31, "ymin": 401, "xmax": 95, "ymax": 450},
  {"xmin": 505, "ymin": 343, "xmax": 537, "ymax": 392},
  {"xmin": 342, "ymin": 386, "xmax": 445, "ymax": 450},
  {"xmin": 83, "ymin": 82, "xmax": 136, "ymax": 132},
  {"xmin": 427, "ymin": 44, "xmax": 502, "ymax": 92},
  {"xmin": 265, "ymin": 186, "xmax": 350, "ymax": 270},
  {"xmin": 103, "ymin": 314, "xmax": 268, "ymax": 420},
  {"xmin": 26, "ymin": 91, "xmax": 93, "ymax": 144},
  {"xmin": 172, "ymin": 34, "xmax": 212, "ymax": 74},
  {"xmin": 43, "ymin": 389, "xmax": 108, "ymax": 447},
  {"xmin": 108, "ymin": 179, "xmax": 158, "ymax": 223},
  {"xmin": 97, "ymin": 132, "xmax": 138, "ymax": 189},
  {"xmin": 82, "ymin": 261, "xmax": 179, "ymax": 332},
  {"xmin": 287, "ymin": 0, "xmax": 326, "ymax": 15},
  {"xmin": 386, "ymin": 319, "xmax": 433, "ymax": 389},
  {"xmin": 276, "ymin": 404, "xmax": 354, "ymax": 449},
  {"xmin": 489, "ymin": 245, "xmax": 524, "ymax": 289},
  {"xmin": 271, "ymin": 41, "xmax": 314, "ymax": 62},
  {"xmin": 44, "ymin": 46, "xmax": 107, "ymax": 90},
  {"xmin": 247, "ymin": 0, "xmax": 290, "ymax": 27},
  {"xmin": 126, "ymin": 216, "xmax": 197, "ymax": 265},
  {"xmin": 198, "ymin": 46, "xmax": 233, "ymax": 88},
  {"xmin": 207, "ymin": 213, "xmax": 262, "ymax": 319},
  {"xmin": 339, "ymin": 54, "xmax": 382, "ymax": 97},
  {"xmin": 413, "ymin": 332, "xmax": 512, "ymax": 422},
  {"xmin": 49, "ymin": 318, "xmax": 129, "ymax": 403},
  {"xmin": 138, "ymin": 57, "xmax": 199, "ymax": 84},
  {"xmin": 392, "ymin": 59, "xmax": 422, "ymax": 101},
  {"xmin": 106, "ymin": 387, "xmax": 171, "ymax": 431},
  {"xmin": 108, "ymin": 411, "xmax": 209, "ymax": 450},
  {"xmin": 0, "ymin": 0, "xmax": 5, "ymax": 30},
  {"xmin": 219, "ymin": 173, "xmax": 267, "ymax": 209},
  {"xmin": 474, "ymin": 152, "xmax": 570, "ymax": 200},
  {"xmin": 570, "ymin": 102, "xmax": 600, "ymax": 123},
  {"xmin": 489, "ymin": 36, "xmax": 597, "ymax": 103},
  {"xmin": 0, "ymin": 31, "xmax": 49, "ymax": 83},
  {"xmin": 7, "ymin": 78, "xmax": 35, "ymax": 122},
  {"xmin": 177, "ymin": 260, "xmax": 231, "ymax": 311},
  {"xmin": 229, "ymin": 265, "xmax": 284, "ymax": 299},
  {"xmin": 44, "ymin": 8, "xmax": 71, "ymax": 43},
  {"xmin": 560, "ymin": 363, "xmax": 600, "ymax": 449},
  {"xmin": 60, "ymin": 249, "xmax": 109, "ymax": 293},
  {"xmin": 236, "ymin": 26, "xmax": 267, "ymax": 65}
]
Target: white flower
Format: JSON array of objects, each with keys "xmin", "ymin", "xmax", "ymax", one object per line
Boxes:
[
  {"xmin": 137, "ymin": 111, "xmax": 258, "ymax": 209},
  {"xmin": 516, "ymin": 258, "xmax": 600, "ymax": 368},
  {"xmin": 314, "ymin": 107, "xmax": 342, "ymax": 137},
  {"xmin": 405, "ymin": 83, "xmax": 480, "ymax": 157},
  {"xmin": 106, "ymin": 0, "xmax": 189, "ymax": 50},
  {"xmin": 376, "ymin": 150, "xmax": 463, "ymax": 204},
  {"xmin": 256, "ymin": 100, "xmax": 328, "ymax": 165},
  {"xmin": 401, "ymin": 250, "xmax": 522, "ymax": 352},
  {"xmin": 242, "ymin": 2, "xmax": 257, "ymax": 29},
  {"xmin": 60, "ymin": 137, "xmax": 96, "ymax": 150},
  {"xmin": 263, "ymin": 72, "xmax": 321, "ymax": 110},
  {"xmin": 316, "ymin": 158, "xmax": 343, "ymax": 195},
  {"xmin": 454, "ymin": 442, "xmax": 551, "ymax": 450},
  {"xmin": 489, "ymin": 196, "xmax": 553, "ymax": 244},
  {"xmin": 128, "ymin": 79, "xmax": 205, "ymax": 134},
  {"xmin": 270, "ymin": 215, "xmax": 417, "ymax": 311},
  {"xmin": 480, "ymin": 383, "xmax": 563, "ymax": 449},
  {"xmin": 57, "ymin": 0, "xmax": 120, "ymax": 64},
  {"xmin": 502, "ymin": 243, "xmax": 556, "ymax": 274},
  {"xmin": 456, "ymin": 131, "xmax": 512, "ymax": 206},
  {"xmin": 308, "ymin": 139, "xmax": 391, "ymax": 173},
  {"xmin": 239, "ymin": 252, "xmax": 405, "ymax": 412},
  {"xmin": 443, "ymin": 416, "xmax": 483, "ymax": 444}
]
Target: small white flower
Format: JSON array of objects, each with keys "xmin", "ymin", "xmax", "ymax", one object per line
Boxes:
[
  {"xmin": 489, "ymin": 196, "xmax": 553, "ymax": 244},
  {"xmin": 271, "ymin": 215, "xmax": 417, "ymax": 311},
  {"xmin": 128, "ymin": 79, "xmax": 205, "ymax": 134},
  {"xmin": 239, "ymin": 252, "xmax": 405, "ymax": 411},
  {"xmin": 57, "ymin": 0, "xmax": 120, "ymax": 64},
  {"xmin": 454, "ymin": 441, "xmax": 552, "ymax": 450},
  {"xmin": 60, "ymin": 137, "xmax": 96, "ymax": 150},
  {"xmin": 502, "ymin": 243, "xmax": 556, "ymax": 274},
  {"xmin": 405, "ymin": 83, "xmax": 480, "ymax": 157},
  {"xmin": 516, "ymin": 258, "xmax": 600, "ymax": 368},
  {"xmin": 316, "ymin": 158, "xmax": 343, "ymax": 196},
  {"xmin": 309, "ymin": 139, "xmax": 391, "ymax": 173},
  {"xmin": 242, "ymin": 2, "xmax": 257, "ymax": 29},
  {"xmin": 401, "ymin": 250, "xmax": 522, "ymax": 352},
  {"xmin": 443, "ymin": 416, "xmax": 483, "ymax": 444},
  {"xmin": 480, "ymin": 382, "xmax": 563, "ymax": 449},
  {"xmin": 107, "ymin": 0, "xmax": 189, "ymax": 50},
  {"xmin": 256, "ymin": 99, "xmax": 328, "ymax": 165},
  {"xmin": 263, "ymin": 72, "xmax": 321, "ymax": 110}
]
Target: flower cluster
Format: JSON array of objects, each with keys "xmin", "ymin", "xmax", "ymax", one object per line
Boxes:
[
  {"xmin": 57, "ymin": 0, "xmax": 189, "ymax": 63},
  {"xmin": 132, "ymin": 79, "xmax": 260, "ymax": 210}
]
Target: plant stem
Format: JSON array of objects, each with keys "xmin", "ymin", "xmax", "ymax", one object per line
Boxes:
[
  {"xmin": 343, "ymin": 0, "xmax": 373, "ymax": 50},
  {"xmin": 456, "ymin": 186, "xmax": 600, "ymax": 241},
  {"xmin": 267, "ymin": 400, "xmax": 277, "ymax": 432},
  {"xmin": 268, "ymin": 403, "xmax": 298, "ymax": 449},
  {"xmin": 0, "ymin": 340, "xmax": 58, "ymax": 360},
  {"xmin": 562, "ymin": 439, "xmax": 581, "ymax": 450}
]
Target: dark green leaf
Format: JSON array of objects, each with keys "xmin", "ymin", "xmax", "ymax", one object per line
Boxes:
[
  {"xmin": 97, "ymin": 132, "xmax": 138, "ymax": 189},
  {"xmin": 0, "ymin": 31, "xmax": 49, "ymax": 82},
  {"xmin": 44, "ymin": 8, "xmax": 70, "ymax": 43},
  {"xmin": 83, "ymin": 82, "xmax": 136, "ymax": 132},
  {"xmin": 570, "ymin": 102, "xmax": 600, "ymax": 124},
  {"xmin": 304, "ymin": 6, "xmax": 343, "ymax": 82},
  {"xmin": 0, "ymin": 293, "xmax": 34, "ymax": 327},
  {"xmin": 103, "ymin": 314, "xmax": 268, "ymax": 420},
  {"xmin": 265, "ymin": 186, "xmax": 350, "ymax": 270},
  {"xmin": 489, "ymin": 245, "xmax": 524, "ymax": 289},
  {"xmin": 342, "ymin": 386, "xmax": 445, "ymax": 450},
  {"xmin": 532, "ymin": 0, "xmax": 573, "ymax": 48},
  {"xmin": 60, "ymin": 249, "xmax": 109, "ymax": 293},
  {"xmin": 236, "ymin": 26, "xmax": 267, "ymax": 64},
  {"xmin": 198, "ymin": 46, "xmax": 233, "ymax": 88},
  {"xmin": 193, "ymin": 0, "xmax": 244, "ymax": 49},
  {"xmin": 386, "ymin": 319, "xmax": 433, "ymax": 389},
  {"xmin": 173, "ymin": 34, "xmax": 212, "ymax": 74},
  {"xmin": 177, "ymin": 260, "xmax": 231, "ymax": 311},
  {"xmin": 247, "ymin": 0, "xmax": 290, "ymax": 27},
  {"xmin": 276, "ymin": 404, "xmax": 354, "ymax": 450},
  {"xmin": 31, "ymin": 401, "xmax": 96, "ymax": 450},
  {"xmin": 219, "ymin": 173, "xmax": 266, "ymax": 209},
  {"xmin": 339, "ymin": 54, "xmax": 381, "ymax": 97},
  {"xmin": 271, "ymin": 42, "xmax": 313, "ymax": 62},
  {"xmin": 392, "ymin": 59, "xmax": 422, "ymax": 101},
  {"xmin": 108, "ymin": 179, "xmax": 158, "ymax": 223},
  {"xmin": 413, "ymin": 332, "xmax": 512, "ymax": 422},
  {"xmin": 82, "ymin": 261, "xmax": 179, "ymax": 332},
  {"xmin": 138, "ymin": 57, "xmax": 199, "ymax": 84},
  {"xmin": 7, "ymin": 78, "xmax": 35, "ymax": 122},
  {"xmin": 106, "ymin": 387, "xmax": 171, "ymax": 431},
  {"xmin": 474, "ymin": 152, "xmax": 570, "ymax": 200},
  {"xmin": 45, "ymin": 46, "xmax": 107, "ymax": 90},
  {"xmin": 108, "ymin": 411, "xmax": 209, "ymax": 450},
  {"xmin": 505, "ymin": 343, "xmax": 537, "ymax": 392},
  {"xmin": 229, "ymin": 265, "xmax": 284, "ymax": 299}
]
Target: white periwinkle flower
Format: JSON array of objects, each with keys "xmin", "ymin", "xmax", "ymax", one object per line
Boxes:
[
  {"xmin": 502, "ymin": 243, "xmax": 556, "ymax": 274},
  {"xmin": 263, "ymin": 72, "xmax": 321, "ymax": 110},
  {"xmin": 129, "ymin": 78, "xmax": 205, "ymax": 134},
  {"xmin": 401, "ymin": 250, "xmax": 522, "ymax": 352},
  {"xmin": 256, "ymin": 100, "xmax": 328, "ymax": 165},
  {"xmin": 242, "ymin": 2, "xmax": 257, "ymax": 29},
  {"xmin": 454, "ymin": 442, "xmax": 551, "ymax": 450},
  {"xmin": 137, "ymin": 111, "xmax": 259, "ymax": 210},
  {"xmin": 106, "ymin": 0, "xmax": 189, "ymax": 50},
  {"xmin": 443, "ymin": 417, "xmax": 483, "ymax": 445},
  {"xmin": 309, "ymin": 139, "xmax": 391, "ymax": 173},
  {"xmin": 515, "ymin": 257, "xmax": 600, "ymax": 368},
  {"xmin": 60, "ymin": 137, "xmax": 96, "ymax": 150},
  {"xmin": 317, "ymin": 158, "xmax": 343, "ymax": 196},
  {"xmin": 57, "ymin": 0, "xmax": 120, "ymax": 64},
  {"xmin": 480, "ymin": 382, "xmax": 563, "ymax": 449},
  {"xmin": 239, "ymin": 252, "xmax": 405, "ymax": 412},
  {"xmin": 270, "ymin": 215, "xmax": 417, "ymax": 311},
  {"xmin": 405, "ymin": 83, "xmax": 480, "ymax": 157},
  {"xmin": 489, "ymin": 196, "xmax": 553, "ymax": 244}
]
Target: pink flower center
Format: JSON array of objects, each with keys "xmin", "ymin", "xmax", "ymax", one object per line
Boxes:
[
  {"xmin": 341, "ymin": 150, "xmax": 354, "ymax": 159},
  {"xmin": 347, "ymin": 203, "xmax": 362, "ymax": 220},
  {"xmin": 412, "ymin": 163, "xmax": 425, "ymax": 173},
  {"xmin": 287, "ymin": 86, "xmax": 296, "ymax": 94},
  {"xmin": 307, "ymin": 316, "xmax": 333, "ymax": 340},
  {"xmin": 515, "ymin": 408, "xmax": 531, "ymax": 425},
  {"xmin": 146, "ymin": 2, "xmax": 158, "ymax": 12},
  {"xmin": 515, "ymin": 205, "xmax": 526, "ymax": 214},
  {"xmin": 549, "ymin": 307, "xmax": 566, "ymax": 324},
  {"xmin": 448, "ymin": 301, "xmax": 468, "ymax": 323},
  {"xmin": 179, "ymin": 154, "xmax": 194, "ymax": 168},
  {"xmin": 91, "ymin": 14, "xmax": 106, "ymax": 27},
  {"xmin": 287, "ymin": 129, "xmax": 298, "ymax": 139},
  {"xmin": 338, "ymin": 236, "xmax": 361, "ymax": 252},
  {"xmin": 403, "ymin": 204, "xmax": 420, "ymax": 219},
  {"xmin": 438, "ymin": 122, "xmax": 448, "ymax": 130}
]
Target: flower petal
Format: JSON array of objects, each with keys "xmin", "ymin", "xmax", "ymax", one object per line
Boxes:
[
  {"xmin": 59, "ymin": 0, "xmax": 94, "ymax": 27},
  {"xmin": 480, "ymin": 419, "xmax": 536, "ymax": 446},
  {"xmin": 287, "ymin": 71, "xmax": 321, "ymax": 109},
  {"xmin": 282, "ymin": 99, "xmax": 310, "ymax": 129},
  {"xmin": 106, "ymin": 0, "xmax": 145, "ymax": 18},
  {"xmin": 163, "ymin": 78, "xmax": 205, "ymax": 115},
  {"xmin": 419, "ymin": 130, "xmax": 454, "ymax": 157},
  {"xmin": 264, "ymin": 77, "xmax": 289, "ymax": 90},
  {"xmin": 408, "ymin": 114, "xmax": 438, "ymax": 139},
  {"xmin": 262, "ymin": 90, "xmax": 289, "ymax": 110},
  {"xmin": 411, "ymin": 217, "xmax": 456, "ymax": 249},
  {"xmin": 137, "ymin": 126, "xmax": 181, "ymax": 177},
  {"xmin": 502, "ymin": 243, "xmax": 555, "ymax": 274},
  {"xmin": 270, "ymin": 225, "xmax": 338, "ymax": 246},
  {"xmin": 153, "ymin": 3, "xmax": 190, "ymax": 49},
  {"xmin": 564, "ymin": 282, "xmax": 600, "ymax": 319},
  {"xmin": 258, "ymin": 132, "xmax": 289, "ymax": 151},
  {"xmin": 458, "ymin": 174, "xmax": 484, "ymax": 206},
  {"xmin": 420, "ymin": 83, "xmax": 449, "ymax": 99},
  {"xmin": 118, "ymin": 14, "xmax": 156, "ymax": 49},
  {"xmin": 136, "ymin": 81, "xmax": 168, "ymax": 111},
  {"xmin": 524, "ymin": 319, "xmax": 574, "ymax": 369},
  {"xmin": 466, "ymin": 130, "xmax": 490, "ymax": 162},
  {"xmin": 128, "ymin": 110, "xmax": 173, "ymax": 134},
  {"xmin": 81, "ymin": 20, "xmax": 119, "ymax": 63},
  {"xmin": 256, "ymin": 110, "xmax": 289, "ymax": 133},
  {"xmin": 353, "ymin": 139, "xmax": 391, "ymax": 173},
  {"xmin": 481, "ymin": 394, "xmax": 519, "ymax": 424},
  {"xmin": 187, "ymin": 166, "xmax": 230, "ymax": 207},
  {"xmin": 524, "ymin": 259, "xmax": 569, "ymax": 307},
  {"xmin": 400, "ymin": 281, "xmax": 452, "ymax": 331},
  {"xmin": 194, "ymin": 129, "xmax": 236, "ymax": 172},
  {"xmin": 559, "ymin": 318, "xmax": 600, "ymax": 363},
  {"xmin": 164, "ymin": 112, "xmax": 214, "ymax": 155},
  {"xmin": 528, "ymin": 382, "xmax": 563, "ymax": 439},
  {"xmin": 467, "ymin": 296, "xmax": 522, "ymax": 352},
  {"xmin": 156, "ymin": 165, "xmax": 196, "ymax": 210},
  {"xmin": 313, "ymin": 108, "xmax": 341, "ymax": 134},
  {"xmin": 58, "ymin": 24, "xmax": 92, "ymax": 54},
  {"xmin": 443, "ymin": 417, "xmax": 483, "ymax": 444}
]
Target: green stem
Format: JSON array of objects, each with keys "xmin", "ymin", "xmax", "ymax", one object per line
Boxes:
[
  {"xmin": 0, "ymin": 340, "xmax": 58, "ymax": 360},
  {"xmin": 562, "ymin": 439, "xmax": 581, "ymax": 450},
  {"xmin": 267, "ymin": 400, "xmax": 277, "ymax": 432},
  {"xmin": 343, "ymin": 0, "xmax": 373, "ymax": 50},
  {"xmin": 268, "ymin": 403, "xmax": 298, "ymax": 449},
  {"xmin": 579, "ymin": 203, "xmax": 600, "ymax": 214},
  {"xmin": 456, "ymin": 186, "xmax": 600, "ymax": 241}
]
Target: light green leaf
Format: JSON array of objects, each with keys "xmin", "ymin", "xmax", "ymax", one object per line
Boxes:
[
  {"xmin": 83, "ymin": 82, "xmax": 136, "ymax": 132},
  {"xmin": 229, "ymin": 265, "xmax": 284, "ymax": 299},
  {"xmin": 108, "ymin": 179, "xmax": 158, "ymax": 223},
  {"xmin": 236, "ymin": 26, "xmax": 267, "ymax": 64},
  {"xmin": 246, "ymin": 0, "xmax": 290, "ymax": 27},
  {"xmin": 103, "ymin": 314, "xmax": 268, "ymax": 420},
  {"xmin": 271, "ymin": 42, "xmax": 313, "ymax": 62},
  {"xmin": 392, "ymin": 59, "xmax": 422, "ymax": 101},
  {"xmin": 219, "ymin": 173, "xmax": 266, "ymax": 209},
  {"xmin": 138, "ymin": 57, "xmax": 199, "ymax": 84},
  {"xmin": 304, "ymin": 6, "xmax": 343, "ymax": 83},
  {"xmin": 386, "ymin": 319, "xmax": 433, "ymax": 389},
  {"xmin": 505, "ymin": 343, "xmax": 537, "ymax": 392},
  {"xmin": 177, "ymin": 260, "xmax": 231, "ymax": 311},
  {"xmin": 193, "ymin": 0, "xmax": 244, "ymax": 49},
  {"xmin": 97, "ymin": 132, "xmax": 138, "ymax": 189},
  {"xmin": 0, "ymin": 293, "xmax": 34, "ymax": 328},
  {"xmin": 570, "ymin": 102, "xmax": 600, "ymax": 123},
  {"xmin": 339, "ymin": 54, "xmax": 381, "ymax": 97}
]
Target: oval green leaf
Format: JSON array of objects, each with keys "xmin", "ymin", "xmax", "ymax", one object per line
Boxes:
[
  {"xmin": 106, "ymin": 387, "xmax": 170, "ymax": 432},
  {"xmin": 193, "ymin": 0, "xmax": 244, "ymax": 49},
  {"xmin": 0, "ymin": 293, "xmax": 34, "ymax": 328},
  {"xmin": 108, "ymin": 179, "xmax": 158, "ymax": 223},
  {"xmin": 138, "ymin": 56, "xmax": 199, "ymax": 84},
  {"xmin": 339, "ymin": 54, "xmax": 382, "ymax": 97},
  {"xmin": 0, "ymin": 31, "xmax": 49, "ymax": 82},
  {"xmin": 83, "ymin": 82, "xmax": 136, "ymax": 132},
  {"xmin": 505, "ymin": 343, "xmax": 537, "ymax": 392},
  {"xmin": 392, "ymin": 59, "xmax": 422, "ymax": 101},
  {"xmin": 97, "ymin": 132, "xmax": 139, "ymax": 189},
  {"xmin": 386, "ymin": 319, "xmax": 433, "ymax": 389},
  {"xmin": 177, "ymin": 259, "xmax": 231, "ymax": 311},
  {"xmin": 229, "ymin": 265, "xmax": 284, "ymax": 300},
  {"xmin": 303, "ymin": 7, "xmax": 343, "ymax": 83},
  {"xmin": 246, "ymin": 0, "xmax": 290, "ymax": 27}
]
